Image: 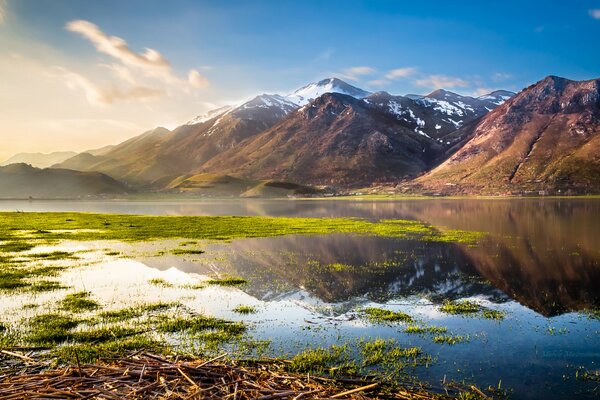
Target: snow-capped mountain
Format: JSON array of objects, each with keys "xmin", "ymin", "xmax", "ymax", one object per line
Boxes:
[
  {"xmin": 54, "ymin": 76, "xmax": 514, "ymax": 189},
  {"xmin": 185, "ymin": 105, "xmax": 232, "ymax": 125},
  {"xmin": 477, "ymin": 90, "xmax": 516, "ymax": 106},
  {"xmin": 286, "ymin": 77, "xmax": 371, "ymax": 106}
]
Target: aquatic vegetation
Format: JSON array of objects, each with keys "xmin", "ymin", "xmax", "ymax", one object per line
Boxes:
[
  {"xmin": 99, "ymin": 302, "xmax": 177, "ymax": 322},
  {"xmin": 27, "ymin": 251, "xmax": 76, "ymax": 260},
  {"xmin": 55, "ymin": 336, "xmax": 164, "ymax": 364},
  {"xmin": 207, "ymin": 277, "xmax": 247, "ymax": 286},
  {"xmin": 440, "ymin": 300, "xmax": 481, "ymax": 315},
  {"xmin": 404, "ymin": 324, "xmax": 448, "ymax": 334},
  {"xmin": 26, "ymin": 313, "xmax": 82, "ymax": 345},
  {"xmin": 288, "ymin": 345, "xmax": 355, "ymax": 375},
  {"xmin": 232, "ymin": 305, "xmax": 257, "ymax": 314},
  {"xmin": 157, "ymin": 315, "xmax": 246, "ymax": 337},
  {"xmin": 362, "ymin": 307, "xmax": 413, "ymax": 323},
  {"xmin": 432, "ymin": 334, "xmax": 469, "ymax": 345},
  {"xmin": 148, "ymin": 278, "xmax": 174, "ymax": 287},
  {"xmin": 359, "ymin": 338, "xmax": 421, "ymax": 367},
  {"xmin": 171, "ymin": 248, "xmax": 205, "ymax": 255},
  {"xmin": 482, "ymin": 309, "xmax": 506, "ymax": 320},
  {"xmin": 0, "ymin": 212, "xmax": 485, "ymax": 246},
  {"xmin": 60, "ymin": 291, "xmax": 100, "ymax": 313}
]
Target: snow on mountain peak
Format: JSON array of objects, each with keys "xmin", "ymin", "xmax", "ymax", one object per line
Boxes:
[
  {"xmin": 186, "ymin": 105, "xmax": 232, "ymax": 125},
  {"xmin": 287, "ymin": 77, "xmax": 371, "ymax": 106}
]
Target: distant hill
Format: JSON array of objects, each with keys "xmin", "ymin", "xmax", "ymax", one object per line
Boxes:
[
  {"xmin": 413, "ymin": 76, "xmax": 600, "ymax": 195},
  {"xmin": 0, "ymin": 163, "xmax": 131, "ymax": 199},
  {"xmin": 1, "ymin": 151, "xmax": 77, "ymax": 168}
]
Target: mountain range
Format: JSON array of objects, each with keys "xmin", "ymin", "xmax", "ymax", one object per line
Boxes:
[{"xmin": 3, "ymin": 75, "xmax": 599, "ymax": 197}]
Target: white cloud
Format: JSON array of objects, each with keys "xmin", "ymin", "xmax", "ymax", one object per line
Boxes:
[
  {"xmin": 415, "ymin": 74, "xmax": 469, "ymax": 89},
  {"xmin": 385, "ymin": 67, "xmax": 417, "ymax": 80},
  {"xmin": 472, "ymin": 87, "xmax": 495, "ymax": 97},
  {"xmin": 66, "ymin": 20, "xmax": 170, "ymax": 70},
  {"xmin": 492, "ymin": 72, "xmax": 512, "ymax": 82},
  {"xmin": 188, "ymin": 69, "xmax": 209, "ymax": 89},
  {"xmin": 62, "ymin": 19, "xmax": 208, "ymax": 105},
  {"xmin": 589, "ymin": 9, "xmax": 600, "ymax": 19},
  {"xmin": 341, "ymin": 66, "xmax": 375, "ymax": 80},
  {"xmin": 58, "ymin": 67, "xmax": 165, "ymax": 106}
]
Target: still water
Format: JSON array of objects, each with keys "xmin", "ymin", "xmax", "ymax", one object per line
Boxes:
[{"xmin": 1, "ymin": 198, "xmax": 599, "ymax": 399}]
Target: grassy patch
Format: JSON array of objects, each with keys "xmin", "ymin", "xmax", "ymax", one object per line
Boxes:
[
  {"xmin": 232, "ymin": 305, "xmax": 257, "ymax": 314},
  {"xmin": 359, "ymin": 338, "xmax": 421, "ymax": 367},
  {"xmin": 26, "ymin": 313, "xmax": 82, "ymax": 346},
  {"xmin": 404, "ymin": 324, "xmax": 448, "ymax": 334},
  {"xmin": 288, "ymin": 345, "xmax": 355, "ymax": 375},
  {"xmin": 54, "ymin": 336, "xmax": 164, "ymax": 364},
  {"xmin": 157, "ymin": 315, "xmax": 246, "ymax": 337},
  {"xmin": 171, "ymin": 248, "xmax": 205, "ymax": 255},
  {"xmin": 207, "ymin": 277, "xmax": 247, "ymax": 286},
  {"xmin": 362, "ymin": 307, "xmax": 413, "ymax": 324},
  {"xmin": 148, "ymin": 278, "xmax": 174, "ymax": 288},
  {"xmin": 439, "ymin": 300, "xmax": 481, "ymax": 315},
  {"xmin": 99, "ymin": 302, "xmax": 176, "ymax": 322},
  {"xmin": 432, "ymin": 334, "xmax": 469, "ymax": 345},
  {"xmin": 60, "ymin": 291, "xmax": 100, "ymax": 313},
  {"xmin": 27, "ymin": 251, "xmax": 76, "ymax": 260},
  {"xmin": 482, "ymin": 309, "xmax": 506, "ymax": 320},
  {"xmin": 0, "ymin": 212, "xmax": 485, "ymax": 246}
]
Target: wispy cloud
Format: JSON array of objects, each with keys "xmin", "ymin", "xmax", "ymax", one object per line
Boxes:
[
  {"xmin": 366, "ymin": 79, "xmax": 390, "ymax": 87},
  {"xmin": 62, "ymin": 20, "xmax": 208, "ymax": 106},
  {"xmin": 0, "ymin": 0, "xmax": 7, "ymax": 24},
  {"xmin": 58, "ymin": 67, "xmax": 165, "ymax": 106},
  {"xmin": 385, "ymin": 67, "xmax": 417, "ymax": 80},
  {"xmin": 589, "ymin": 9, "xmax": 600, "ymax": 19},
  {"xmin": 415, "ymin": 74, "xmax": 469, "ymax": 89},
  {"xmin": 492, "ymin": 72, "xmax": 512, "ymax": 82},
  {"xmin": 66, "ymin": 20, "xmax": 170, "ymax": 70},
  {"xmin": 341, "ymin": 66, "xmax": 375, "ymax": 81}
]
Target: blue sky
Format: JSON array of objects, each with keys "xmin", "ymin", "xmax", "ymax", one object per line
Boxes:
[{"xmin": 0, "ymin": 0, "xmax": 599, "ymax": 157}]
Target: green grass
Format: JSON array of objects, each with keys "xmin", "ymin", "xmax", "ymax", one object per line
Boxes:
[
  {"xmin": 60, "ymin": 291, "xmax": 100, "ymax": 313},
  {"xmin": 362, "ymin": 307, "xmax": 413, "ymax": 323},
  {"xmin": 432, "ymin": 334, "xmax": 469, "ymax": 345},
  {"xmin": 207, "ymin": 277, "xmax": 247, "ymax": 286},
  {"xmin": 288, "ymin": 345, "xmax": 355, "ymax": 375},
  {"xmin": 99, "ymin": 302, "xmax": 176, "ymax": 322},
  {"xmin": 404, "ymin": 324, "xmax": 448, "ymax": 334},
  {"xmin": 0, "ymin": 212, "xmax": 485, "ymax": 246},
  {"xmin": 26, "ymin": 313, "xmax": 82, "ymax": 345},
  {"xmin": 232, "ymin": 305, "xmax": 257, "ymax": 314},
  {"xmin": 157, "ymin": 315, "xmax": 246, "ymax": 337},
  {"xmin": 482, "ymin": 309, "xmax": 506, "ymax": 320},
  {"xmin": 27, "ymin": 251, "xmax": 76, "ymax": 260},
  {"xmin": 148, "ymin": 278, "xmax": 174, "ymax": 288},
  {"xmin": 439, "ymin": 300, "xmax": 481, "ymax": 315},
  {"xmin": 171, "ymin": 248, "xmax": 205, "ymax": 255},
  {"xmin": 54, "ymin": 336, "xmax": 164, "ymax": 364},
  {"xmin": 359, "ymin": 338, "xmax": 421, "ymax": 367}
]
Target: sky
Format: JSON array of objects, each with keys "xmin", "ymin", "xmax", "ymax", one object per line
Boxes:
[{"xmin": 1, "ymin": 0, "xmax": 599, "ymax": 161}]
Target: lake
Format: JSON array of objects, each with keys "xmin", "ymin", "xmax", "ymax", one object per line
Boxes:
[{"xmin": 1, "ymin": 198, "xmax": 599, "ymax": 399}]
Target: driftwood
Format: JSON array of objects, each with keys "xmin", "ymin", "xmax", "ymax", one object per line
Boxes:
[{"xmin": 0, "ymin": 351, "xmax": 462, "ymax": 399}]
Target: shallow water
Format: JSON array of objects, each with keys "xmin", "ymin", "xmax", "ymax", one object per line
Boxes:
[{"xmin": 1, "ymin": 198, "xmax": 599, "ymax": 399}]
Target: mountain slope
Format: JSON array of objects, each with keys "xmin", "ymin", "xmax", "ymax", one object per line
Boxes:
[
  {"xmin": 199, "ymin": 93, "xmax": 441, "ymax": 186},
  {"xmin": 1, "ymin": 151, "xmax": 78, "ymax": 168},
  {"xmin": 413, "ymin": 76, "xmax": 600, "ymax": 194},
  {"xmin": 0, "ymin": 164, "xmax": 130, "ymax": 198}
]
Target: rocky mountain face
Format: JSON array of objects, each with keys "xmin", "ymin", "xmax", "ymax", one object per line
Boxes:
[
  {"xmin": 0, "ymin": 163, "xmax": 130, "ymax": 198},
  {"xmin": 51, "ymin": 77, "xmax": 513, "ymax": 191},
  {"xmin": 199, "ymin": 93, "xmax": 442, "ymax": 186},
  {"xmin": 413, "ymin": 76, "xmax": 600, "ymax": 194}
]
